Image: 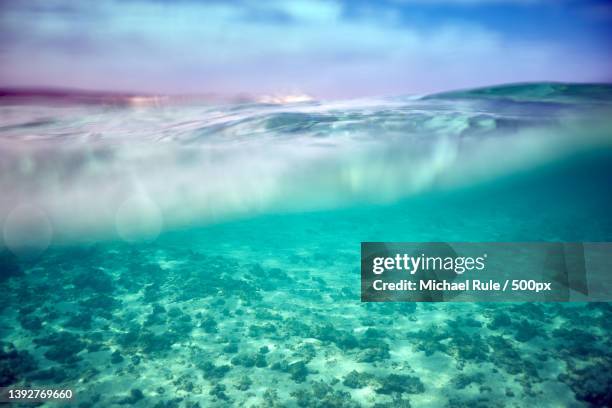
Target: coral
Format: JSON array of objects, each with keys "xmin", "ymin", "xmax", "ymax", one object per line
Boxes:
[
  {"xmin": 168, "ymin": 316, "xmax": 193, "ymax": 336},
  {"xmin": 452, "ymin": 373, "xmax": 485, "ymax": 389},
  {"xmin": 18, "ymin": 314, "xmax": 43, "ymax": 331},
  {"xmin": 406, "ymin": 327, "xmax": 449, "ymax": 356},
  {"xmin": 231, "ymin": 354, "xmax": 257, "ymax": 368},
  {"xmin": 343, "ymin": 370, "xmax": 373, "ymax": 389},
  {"xmin": 119, "ymin": 389, "xmax": 144, "ymax": 405},
  {"xmin": 34, "ymin": 332, "xmax": 86, "ymax": 364},
  {"xmin": 446, "ymin": 396, "xmax": 503, "ymax": 408},
  {"xmin": 209, "ymin": 383, "xmax": 229, "ymax": 401},
  {"xmin": 285, "ymin": 318, "xmax": 311, "ymax": 336},
  {"xmin": 231, "ymin": 354, "xmax": 268, "ymax": 368},
  {"xmin": 235, "ymin": 375, "xmax": 252, "ymax": 391},
  {"xmin": 111, "ymin": 350, "xmax": 124, "ymax": 364},
  {"xmin": 447, "ymin": 316, "xmax": 482, "ymax": 330},
  {"xmin": 255, "ymin": 353, "xmax": 268, "ymax": 368},
  {"xmin": 152, "ymin": 398, "xmax": 183, "ymax": 408},
  {"xmin": 291, "ymin": 381, "xmax": 360, "ymax": 408},
  {"xmin": 248, "ymin": 323, "xmax": 277, "ymax": 337},
  {"xmin": 139, "ymin": 330, "xmax": 178, "ymax": 355},
  {"xmin": 200, "ymin": 316, "xmax": 218, "ymax": 333},
  {"xmin": 288, "ymin": 361, "xmax": 310, "ymax": 383},
  {"xmin": 296, "ymin": 343, "xmax": 317, "ymax": 362},
  {"xmin": 27, "ymin": 367, "xmax": 68, "ymax": 384},
  {"xmin": 73, "ymin": 269, "xmax": 115, "ymax": 293},
  {"xmin": 373, "ymin": 396, "xmax": 412, "ymax": 408},
  {"xmin": 558, "ymin": 360, "xmax": 612, "ymax": 407},
  {"xmin": 199, "ymin": 361, "xmax": 231, "ymax": 380},
  {"xmin": 65, "ymin": 312, "xmax": 93, "ymax": 330},
  {"xmin": 487, "ymin": 335, "xmax": 538, "ymax": 378},
  {"xmin": 80, "ymin": 294, "xmax": 121, "ymax": 312},
  {"xmin": 271, "ymin": 359, "xmax": 311, "ymax": 383},
  {"xmin": 487, "ymin": 313, "xmax": 512, "ymax": 330},
  {"xmin": 553, "ymin": 327, "xmax": 600, "ymax": 358},
  {"xmin": 447, "ymin": 331, "xmax": 489, "ymax": 366},
  {"xmin": 262, "ymin": 388, "xmax": 283, "ymax": 407},
  {"xmin": 364, "ymin": 328, "xmax": 386, "ymax": 339},
  {"xmin": 358, "ymin": 339, "xmax": 390, "ymax": 363},
  {"xmin": 312, "ymin": 323, "xmax": 359, "ymax": 350},
  {"xmin": 376, "ymin": 374, "xmax": 425, "ymax": 395},
  {"xmin": 513, "ymin": 319, "xmax": 542, "ymax": 342},
  {"xmin": 0, "ymin": 342, "xmax": 38, "ymax": 386},
  {"xmin": 222, "ymin": 342, "xmax": 239, "ymax": 353}
]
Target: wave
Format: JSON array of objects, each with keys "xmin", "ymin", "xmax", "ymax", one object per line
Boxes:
[
  {"xmin": 0, "ymin": 83, "xmax": 611, "ymax": 251},
  {"xmin": 423, "ymin": 82, "xmax": 612, "ymax": 103}
]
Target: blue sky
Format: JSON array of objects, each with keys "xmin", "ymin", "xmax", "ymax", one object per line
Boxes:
[{"xmin": 0, "ymin": 0, "xmax": 611, "ymax": 98}]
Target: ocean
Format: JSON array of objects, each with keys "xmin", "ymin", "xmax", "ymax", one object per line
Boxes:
[{"xmin": 1, "ymin": 82, "xmax": 612, "ymax": 407}]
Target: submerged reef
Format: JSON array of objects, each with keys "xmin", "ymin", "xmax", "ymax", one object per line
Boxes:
[{"xmin": 0, "ymin": 242, "xmax": 611, "ymax": 407}]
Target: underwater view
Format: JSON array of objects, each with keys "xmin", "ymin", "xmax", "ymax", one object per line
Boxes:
[{"xmin": 1, "ymin": 82, "xmax": 612, "ymax": 407}]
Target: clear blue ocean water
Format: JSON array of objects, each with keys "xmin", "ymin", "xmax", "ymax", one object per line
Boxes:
[{"xmin": 1, "ymin": 83, "xmax": 612, "ymax": 407}]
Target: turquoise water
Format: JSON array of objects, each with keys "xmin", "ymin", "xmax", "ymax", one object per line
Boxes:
[{"xmin": 1, "ymin": 83, "xmax": 612, "ymax": 407}]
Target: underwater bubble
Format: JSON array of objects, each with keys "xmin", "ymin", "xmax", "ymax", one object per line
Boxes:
[
  {"xmin": 115, "ymin": 194, "xmax": 163, "ymax": 243},
  {"xmin": 3, "ymin": 203, "xmax": 53, "ymax": 258}
]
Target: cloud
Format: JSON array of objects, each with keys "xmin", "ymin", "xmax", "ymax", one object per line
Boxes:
[
  {"xmin": 388, "ymin": 0, "xmax": 559, "ymax": 4},
  {"xmin": 0, "ymin": 0, "xmax": 609, "ymax": 97}
]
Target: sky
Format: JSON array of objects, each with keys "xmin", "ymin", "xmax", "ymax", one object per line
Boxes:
[{"xmin": 0, "ymin": 0, "xmax": 611, "ymax": 98}]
